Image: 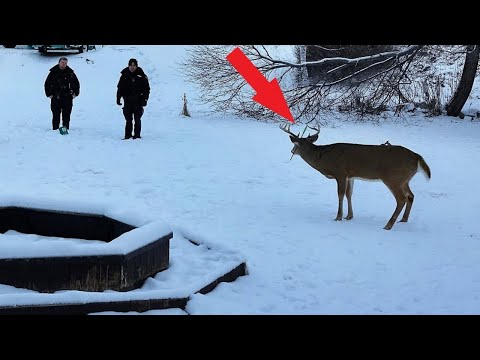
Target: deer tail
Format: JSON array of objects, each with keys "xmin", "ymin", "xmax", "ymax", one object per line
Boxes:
[{"xmin": 418, "ymin": 156, "xmax": 431, "ymax": 180}]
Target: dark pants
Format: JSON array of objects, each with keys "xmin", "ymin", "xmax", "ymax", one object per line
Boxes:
[
  {"xmin": 123, "ymin": 103, "xmax": 144, "ymax": 138},
  {"xmin": 51, "ymin": 96, "xmax": 73, "ymax": 130}
]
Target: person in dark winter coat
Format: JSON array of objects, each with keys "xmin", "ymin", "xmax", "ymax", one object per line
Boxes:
[
  {"xmin": 44, "ymin": 57, "xmax": 80, "ymax": 130},
  {"xmin": 116, "ymin": 58, "xmax": 150, "ymax": 140}
]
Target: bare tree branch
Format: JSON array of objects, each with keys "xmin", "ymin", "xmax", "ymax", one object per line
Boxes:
[
  {"xmin": 250, "ymin": 45, "xmax": 422, "ymax": 69},
  {"xmin": 179, "ymin": 45, "xmax": 430, "ymax": 122}
]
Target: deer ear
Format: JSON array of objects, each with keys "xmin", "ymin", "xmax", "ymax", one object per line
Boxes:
[
  {"xmin": 308, "ymin": 134, "xmax": 319, "ymax": 143},
  {"xmin": 289, "ymin": 135, "xmax": 297, "ymax": 143}
]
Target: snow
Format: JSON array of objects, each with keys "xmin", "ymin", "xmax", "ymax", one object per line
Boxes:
[
  {"xmin": 0, "ymin": 195, "xmax": 172, "ymax": 259},
  {"xmin": 1, "ymin": 45, "xmax": 480, "ymax": 314},
  {"xmin": 0, "ymin": 229, "xmax": 245, "ymax": 307}
]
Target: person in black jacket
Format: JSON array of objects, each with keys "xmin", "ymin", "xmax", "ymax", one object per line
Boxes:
[
  {"xmin": 44, "ymin": 57, "xmax": 80, "ymax": 130},
  {"xmin": 116, "ymin": 58, "xmax": 150, "ymax": 140}
]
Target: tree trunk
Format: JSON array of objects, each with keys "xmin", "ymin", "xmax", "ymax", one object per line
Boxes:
[{"xmin": 446, "ymin": 45, "xmax": 480, "ymax": 117}]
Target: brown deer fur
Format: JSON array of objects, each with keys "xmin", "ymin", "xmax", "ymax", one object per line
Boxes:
[{"xmin": 281, "ymin": 125, "xmax": 431, "ymax": 230}]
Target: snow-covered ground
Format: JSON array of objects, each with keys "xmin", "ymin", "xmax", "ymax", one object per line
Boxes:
[{"xmin": 1, "ymin": 45, "xmax": 480, "ymax": 314}]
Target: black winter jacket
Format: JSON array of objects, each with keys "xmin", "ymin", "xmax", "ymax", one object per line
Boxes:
[
  {"xmin": 116, "ymin": 67, "xmax": 150, "ymax": 106},
  {"xmin": 44, "ymin": 65, "xmax": 80, "ymax": 98}
]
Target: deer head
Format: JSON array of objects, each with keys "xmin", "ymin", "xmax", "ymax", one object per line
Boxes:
[
  {"xmin": 280, "ymin": 123, "xmax": 320, "ymax": 157},
  {"xmin": 280, "ymin": 124, "xmax": 431, "ymax": 230}
]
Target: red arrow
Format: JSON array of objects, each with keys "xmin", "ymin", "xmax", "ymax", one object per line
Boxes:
[{"xmin": 226, "ymin": 47, "xmax": 294, "ymax": 123}]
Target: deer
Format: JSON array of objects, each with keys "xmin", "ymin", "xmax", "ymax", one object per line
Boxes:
[{"xmin": 280, "ymin": 124, "xmax": 431, "ymax": 230}]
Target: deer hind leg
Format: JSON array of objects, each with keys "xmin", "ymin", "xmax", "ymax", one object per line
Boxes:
[
  {"xmin": 345, "ymin": 179, "xmax": 354, "ymax": 220},
  {"xmin": 399, "ymin": 183, "xmax": 414, "ymax": 223},
  {"xmin": 383, "ymin": 182, "xmax": 407, "ymax": 230},
  {"xmin": 335, "ymin": 178, "xmax": 347, "ymax": 221}
]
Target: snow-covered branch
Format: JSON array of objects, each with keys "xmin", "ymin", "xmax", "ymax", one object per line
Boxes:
[
  {"xmin": 248, "ymin": 45, "xmax": 423, "ymax": 69},
  {"xmin": 179, "ymin": 45, "xmax": 430, "ymax": 122}
]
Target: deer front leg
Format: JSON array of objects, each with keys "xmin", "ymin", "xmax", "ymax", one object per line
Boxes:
[
  {"xmin": 335, "ymin": 178, "xmax": 347, "ymax": 221},
  {"xmin": 345, "ymin": 178, "xmax": 354, "ymax": 220}
]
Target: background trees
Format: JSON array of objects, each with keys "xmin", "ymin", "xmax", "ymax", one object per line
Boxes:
[{"xmin": 180, "ymin": 45, "xmax": 479, "ymax": 122}]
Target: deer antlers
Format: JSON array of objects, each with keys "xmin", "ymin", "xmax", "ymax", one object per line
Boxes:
[
  {"xmin": 279, "ymin": 123, "xmax": 299, "ymax": 137},
  {"xmin": 279, "ymin": 123, "xmax": 320, "ymax": 138},
  {"xmin": 306, "ymin": 125, "xmax": 320, "ymax": 138}
]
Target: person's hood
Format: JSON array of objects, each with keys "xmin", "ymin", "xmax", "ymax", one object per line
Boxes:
[
  {"xmin": 120, "ymin": 66, "xmax": 146, "ymax": 76},
  {"xmin": 49, "ymin": 64, "xmax": 74, "ymax": 73}
]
